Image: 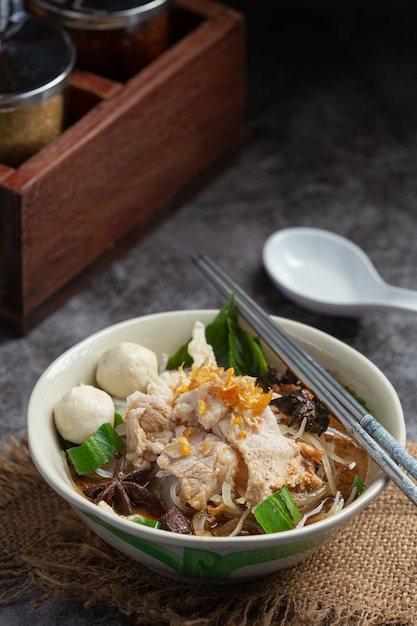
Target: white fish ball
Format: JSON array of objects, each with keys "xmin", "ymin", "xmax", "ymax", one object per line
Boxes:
[
  {"xmin": 96, "ymin": 342, "xmax": 159, "ymax": 398},
  {"xmin": 54, "ymin": 385, "xmax": 115, "ymax": 444}
]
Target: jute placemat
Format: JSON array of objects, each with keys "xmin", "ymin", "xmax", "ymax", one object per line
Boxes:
[{"xmin": 0, "ymin": 436, "xmax": 416, "ymax": 625}]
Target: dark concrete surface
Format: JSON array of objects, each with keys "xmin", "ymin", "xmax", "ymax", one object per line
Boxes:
[{"xmin": 3, "ymin": 0, "xmax": 417, "ymax": 622}]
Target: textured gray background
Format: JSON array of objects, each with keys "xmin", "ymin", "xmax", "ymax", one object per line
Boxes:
[{"xmin": 3, "ymin": 0, "xmax": 417, "ymax": 622}]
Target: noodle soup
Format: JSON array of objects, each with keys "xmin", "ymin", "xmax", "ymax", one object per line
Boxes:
[
  {"xmin": 55, "ymin": 300, "xmax": 370, "ymax": 538},
  {"xmin": 28, "ymin": 308, "xmax": 404, "ymax": 582}
]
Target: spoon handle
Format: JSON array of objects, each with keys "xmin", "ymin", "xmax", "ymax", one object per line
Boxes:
[{"xmin": 382, "ymin": 285, "xmax": 417, "ymax": 314}]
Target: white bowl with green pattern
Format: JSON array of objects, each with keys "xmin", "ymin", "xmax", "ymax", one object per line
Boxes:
[{"xmin": 27, "ymin": 310, "xmax": 405, "ymax": 584}]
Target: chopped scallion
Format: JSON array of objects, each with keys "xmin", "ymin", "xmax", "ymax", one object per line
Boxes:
[
  {"xmin": 114, "ymin": 412, "xmax": 124, "ymax": 427},
  {"xmin": 67, "ymin": 422, "xmax": 125, "ymax": 475},
  {"xmin": 253, "ymin": 485, "xmax": 302, "ymax": 533},
  {"xmin": 352, "ymin": 474, "xmax": 365, "ymax": 496},
  {"xmin": 133, "ymin": 515, "xmax": 161, "ymax": 529}
]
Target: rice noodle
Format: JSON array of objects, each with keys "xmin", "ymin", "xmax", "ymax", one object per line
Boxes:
[
  {"xmin": 292, "ymin": 483, "xmax": 329, "ymax": 511},
  {"xmin": 345, "ymin": 485, "xmax": 357, "ymax": 506},
  {"xmin": 168, "ymin": 477, "xmax": 188, "ymax": 511},
  {"xmin": 326, "ymin": 426, "xmax": 355, "ymax": 441},
  {"xmin": 323, "ymin": 429, "xmax": 358, "ymax": 466},
  {"xmin": 295, "ymin": 430, "xmax": 338, "ymax": 495},
  {"xmin": 293, "ymin": 416, "xmax": 308, "ymax": 439},
  {"xmin": 222, "ymin": 481, "xmax": 243, "ymax": 516},
  {"xmin": 95, "ymin": 457, "xmax": 118, "ymax": 478},
  {"xmin": 156, "ymin": 473, "xmax": 188, "ymax": 512},
  {"xmin": 95, "ymin": 466, "xmax": 116, "ymax": 478},
  {"xmin": 280, "ymin": 413, "xmax": 353, "ymax": 499},
  {"xmin": 277, "ymin": 423, "xmax": 302, "ymax": 438},
  {"xmin": 326, "ymin": 491, "xmax": 344, "ymax": 516},
  {"xmin": 296, "ymin": 499, "xmax": 328, "ymax": 528},
  {"xmin": 320, "ymin": 453, "xmax": 337, "ymax": 495},
  {"xmin": 327, "ymin": 450, "xmax": 355, "ymax": 466},
  {"xmin": 192, "ymin": 512, "xmax": 210, "ymax": 536},
  {"xmin": 229, "ymin": 507, "xmax": 251, "ymax": 537}
]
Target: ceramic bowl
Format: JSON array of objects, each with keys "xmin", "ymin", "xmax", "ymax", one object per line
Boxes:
[{"xmin": 27, "ymin": 310, "xmax": 405, "ymax": 584}]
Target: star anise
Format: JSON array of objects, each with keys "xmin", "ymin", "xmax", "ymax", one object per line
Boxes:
[{"xmin": 83, "ymin": 451, "xmax": 157, "ymax": 516}]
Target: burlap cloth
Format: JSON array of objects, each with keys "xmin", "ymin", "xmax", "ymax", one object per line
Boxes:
[{"xmin": 1, "ymin": 437, "xmax": 416, "ymax": 626}]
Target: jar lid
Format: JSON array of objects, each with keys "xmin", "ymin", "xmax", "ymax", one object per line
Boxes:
[
  {"xmin": 0, "ymin": 15, "xmax": 75, "ymax": 110},
  {"xmin": 28, "ymin": 0, "xmax": 171, "ymax": 30}
]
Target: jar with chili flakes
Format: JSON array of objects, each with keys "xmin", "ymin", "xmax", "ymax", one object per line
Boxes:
[
  {"xmin": 27, "ymin": 0, "xmax": 172, "ymax": 82},
  {"xmin": 0, "ymin": 6, "xmax": 75, "ymax": 167}
]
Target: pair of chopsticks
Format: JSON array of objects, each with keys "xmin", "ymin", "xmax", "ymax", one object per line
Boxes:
[{"xmin": 195, "ymin": 253, "xmax": 417, "ymax": 508}]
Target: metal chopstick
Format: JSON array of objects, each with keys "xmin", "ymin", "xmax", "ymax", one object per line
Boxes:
[{"xmin": 194, "ymin": 253, "xmax": 417, "ymax": 508}]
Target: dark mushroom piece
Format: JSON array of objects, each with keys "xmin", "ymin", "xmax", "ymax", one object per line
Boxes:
[
  {"xmin": 161, "ymin": 506, "xmax": 192, "ymax": 534},
  {"xmin": 272, "ymin": 389, "xmax": 330, "ymax": 435}
]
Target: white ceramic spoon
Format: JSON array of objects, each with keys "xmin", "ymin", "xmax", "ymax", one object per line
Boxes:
[{"xmin": 263, "ymin": 227, "xmax": 417, "ymax": 316}]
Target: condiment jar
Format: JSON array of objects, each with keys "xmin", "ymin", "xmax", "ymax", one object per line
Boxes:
[
  {"xmin": 0, "ymin": 8, "xmax": 75, "ymax": 167},
  {"xmin": 27, "ymin": 0, "xmax": 171, "ymax": 82}
]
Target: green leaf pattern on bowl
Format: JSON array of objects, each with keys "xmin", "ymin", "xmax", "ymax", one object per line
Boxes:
[{"xmin": 85, "ymin": 512, "xmax": 326, "ymax": 579}]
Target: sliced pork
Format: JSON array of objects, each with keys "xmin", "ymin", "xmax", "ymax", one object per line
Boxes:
[
  {"xmin": 157, "ymin": 425, "xmax": 239, "ymax": 510},
  {"xmin": 172, "ymin": 385, "xmax": 229, "ymax": 429},
  {"xmin": 126, "ymin": 371, "xmax": 180, "ymax": 469},
  {"xmin": 213, "ymin": 405, "xmax": 323, "ymax": 507}
]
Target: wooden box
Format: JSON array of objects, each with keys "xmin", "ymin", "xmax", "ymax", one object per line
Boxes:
[{"xmin": 0, "ymin": 0, "xmax": 245, "ymax": 334}]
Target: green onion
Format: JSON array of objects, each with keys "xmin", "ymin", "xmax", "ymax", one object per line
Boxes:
[
  {"xmin": 133, "ymin": 515, "xmax": 161, "ymax": 529},
  {"xmin": 352, "ymin": 474, "xmax": 365, "ymax": 496},
  {"xmin": 253, "ymin": 485, "xmax": 302, "ymax": 533},
  {"xmin": 349, "ymin": 390, "xmax": 376, "ymax": 418},
  {"xmin": 226, "ymin": 316, "xmax": 268, "ymax": 378},
  {"xmin": 114, "ymin": 412, "xmax": 124, "ymax": 427},
  {"xmin": 67, "ymin": 422, "xmax": 126, "ymax": 475}
]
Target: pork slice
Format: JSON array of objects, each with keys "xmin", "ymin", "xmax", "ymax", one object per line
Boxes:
[
  {"xmin": 126, "ymin": 381, "xmax": 176, "ymax": 469},
  {"xmin": 213, "ymin": 406, "xmax": 323, "ymax": 508},
  {"xmin": 157, "ymin": 425, "xmax": 238, "ymax": 511},
  {"xmin": 172, "ymin": 384, "xmax": 229, "ymax": 429},
  {"xmin": 146, "ymin": 369, "xmax": 183, "ymax": 399}
]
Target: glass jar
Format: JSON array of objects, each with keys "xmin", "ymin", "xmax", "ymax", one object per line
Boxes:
[
  {"xmin": 0, "ymin": 12, "xmax": 75, "ymax": 167},
  {"xmin": 27, "ymin": 0, "xmax": 172, "ymax": 82}
]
